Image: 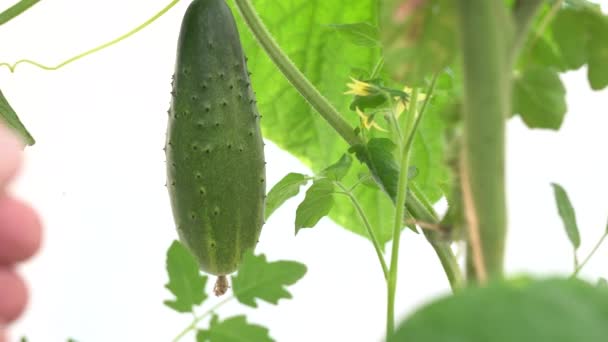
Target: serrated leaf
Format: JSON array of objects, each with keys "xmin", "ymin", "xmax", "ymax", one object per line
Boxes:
[
  {"xmin": 551, "ymin": 183, "xmax": 581, "ymax": 250},
  {"xmin": 197, "ymin": 315, "xmax": 274, "ymax": 342},
  {"xmin": 513, "ymin": 67, "xmax": 567, "ymax": 129},
  {"xmin": 164, "ymin": 241, "xmax": 208, "ymax": 313},
  {"xmin": 295, "ymin": 179, "xmax": 335, "ymax": 233},
  {"xmin": 265, "ymin": 173, "xmax": 309, "ymax": 221},
  {"xmin": 320, "ymin": 153, "xmax": 352, "ymax": 181},
  {"xmin": 0, "ymin": 89, "xmax": 35, "ymax": 145},
  {"xmin": 392, "ymin": 278, "xmax": 608, "ymax": 341},
  {"xmin": 329, "ymin": 22, "xmax": 380, "ymax": 47},
  {"xmin": 232, "ymin": 252, "xmax": 307, "ymax": 308}
]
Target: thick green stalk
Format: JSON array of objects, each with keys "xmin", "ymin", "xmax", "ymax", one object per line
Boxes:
[
  {"xmin": 457, "ymin": 0, "xmax": 512, "ymax": 282},
  {"xmin": 234, "ymin": 0, "xmax": 463, "ymax": 290}
]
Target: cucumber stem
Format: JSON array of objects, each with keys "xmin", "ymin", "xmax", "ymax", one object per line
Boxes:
[{"xmin": 213, "ymin": 275, "xmax": 229, "ymax": 296}]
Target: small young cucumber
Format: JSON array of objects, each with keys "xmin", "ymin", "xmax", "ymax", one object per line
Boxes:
[{"xmin": 165, "ymin": 0, "xmax": 265, "ymax": 294}]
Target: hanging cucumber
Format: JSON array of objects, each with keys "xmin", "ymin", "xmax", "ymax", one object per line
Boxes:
[{"xmin": 165, "ymin": 0, "xmax": 265, "ymax": 296}]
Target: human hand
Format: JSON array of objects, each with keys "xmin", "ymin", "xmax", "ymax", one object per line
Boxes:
[{"xmin": 0, "ymin": 125, "xmax": 42, "ymax": 342}]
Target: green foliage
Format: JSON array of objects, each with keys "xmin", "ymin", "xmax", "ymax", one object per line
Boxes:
[
  {"xmin": 391, "ymin": 278, "xmax": 608, "ymax": 341},
  {"xmin": 164, "ymin": 241, "xmax": 208, "ymax": 313},
  {"xmin": 380, "ymin": 0, "xmax": 458, "ymax": 85},
  {"xmin": 329, "ymin": 22, "xmax": 380, "ymax": 47},
  {"xmin": 320, "ymin": 154, "xmax": 353, "ymax": 181},
  {"xmin": 513, "ymin": 67, "xmax": 567, "ymax": 129},
  {"xmin": 551, "ymin": 183, "xmax": 581, "ymax": 250},
  {"xmin": 599, "ymin": 278, "xmax": 608, "ymax": 288},
  {"xmin": 264, "ymin": 173, "xmax": 309, "ymax": 220},
  {"xmin": 522, "ymin": 3, "xmax": 608, "ymax": 90},
  {"xmin": 232, "ymin": 252, "xmax": 307, "ymax": 308},
  {"xmin": 231, "ymin": 0, "xmax": 447, "ymax": 244},
  {"xmin": 295, "ymin": 179, "xmax": 335, "ymax": 233},
  {"xmin": 0, "ymin": 88, "xmax": 35, "ymax": 145},
  {"xmin": 197, "ymin": 315, "xmax": 273, "ymax": 342}
]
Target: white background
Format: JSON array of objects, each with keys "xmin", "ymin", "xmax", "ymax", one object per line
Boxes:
[{"xmin": 1, "ymin": 0, "xmax": 607, "ymax": 341}]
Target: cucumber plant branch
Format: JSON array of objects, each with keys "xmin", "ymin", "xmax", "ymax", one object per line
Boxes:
[{"xmin": 234, "ymin": 0, "xmax": 463, "ymax": 292}]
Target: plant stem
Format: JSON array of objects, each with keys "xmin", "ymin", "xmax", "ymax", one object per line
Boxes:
[
  {"xmin": 457, "ymin": 0, "xmax": 511, "ymax": 282},
  {"xmin": 386, "ymin": 88, "xmax": 419, "ymax": 338},
  {"xmin": 409, "ymin": 184, "xmax": 464, "ymax": 290},
  {"xmin": 233, "ymin": 0, "xmax": 362, "ymax": 147},
  {"xmin": 0, "ymin": 0, "xmax": 180, "ymax": 72},
  {"xmin": 234, "ymin": 0, "xmax": 463, "ymax": 291},
  {"xmin": 572, "ymin": 232, "xmax": 608, "ymax": 277},
  {"xmin": 0, "ymin": 0, "xmax": 39, "ymax": 26},
  {"xmin": 335, "ymin": 184, "xmax": 389, "ymax": 280},
  {"xmin": 173, "ymin": 296, "xmax": 235, "ymax": 342}
]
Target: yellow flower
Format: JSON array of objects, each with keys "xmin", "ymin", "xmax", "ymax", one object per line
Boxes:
[
  {"xmin": 345, "ymin": 77, "xmax": 373, "ymax": 96},
  {"xmin": 395, "ymin": 86, "xmax": 427, "ymax": 118},
  {"xmin": 356, "ymin": 107, "xmax": 388, "ymax": 132}
]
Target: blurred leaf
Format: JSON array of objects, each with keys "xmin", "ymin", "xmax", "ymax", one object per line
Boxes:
[
  {"xmin": 551, "ymin": 183, "xmax": 581, "ymax": 250},
  {"xmin": 265, "ymin": 173, "xmax": 309, "ymax": 220},
  {"xmin": 552, "ymin": 10, "xmax": 588, "ymax": 70},
  {"xmin": 295, "ymin": 179, "xmax": 335, "ymax": 232},
  {"xmin": 197, "ymin": 315, "xmax": 274, "ymax": 342},
  {"xmin": 329, "ymin": 22, "xmax": 380, "ymax": 47},
  {"xmin": 232, "ymin": 252, "xmax": 307, "ymax": 308},
  {"xmin": 391, "ymin": 278, "xmax": 608, "ymax": 341},
  {"xmin": 586, "ymin": 12, "xmax": 608, "ymax": 90},
  {"xmin": 320, "ymin": 153, "xmax": 353, "ymax": 181},
  {"xmin": 380, "ymin": 0, "xmax": 458, "ymax": 85},
  {"xmin": 0, "ymin": 88, "xmax": 35, "ymax": 145},
  {"xmin": 164, "ymin": 241, "xmax": 208, "ymax": 313},
  {"xmin": 513, "ymin": 67, "xmax": 567, "ymax": 129}
]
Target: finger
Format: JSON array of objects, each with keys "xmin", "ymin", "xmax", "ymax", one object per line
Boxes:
[
  {"xmin": 0, "ymin": 125, "xmax": 23, "ymax": 188},
  {"xmin": 0, "ymin": 268, "xmax": 28, "ymax": 323},
  {"xmin": 0, "ymin": 197, "xmax": 42, "ymax": 264}
]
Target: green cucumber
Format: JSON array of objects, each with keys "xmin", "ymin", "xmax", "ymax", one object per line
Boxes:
[{"xmin": 165, "ymin": 0, "xmax": 265, "ymax": 295}]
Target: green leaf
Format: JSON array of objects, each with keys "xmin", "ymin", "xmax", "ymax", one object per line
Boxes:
[
  {"xmin": 164, "ymin": 241, "xmax": 208, "ymax": 313},
  {"xmin": 586, "ymin": 13, "xmax": 608, "ymax": 90},
  {"xmin": 265, "ymin": 173, "xmax": 309, "ymax": 221},
  {"xmin": 0, "ymin": 0, "xmax": 40, "ymax": 26},
  {"xmin": 320, "ymin": 153, "xmax": 353, "ymax": 181},
  {"xmin": 0, "ymin": 89, "xmax": 35, "ymax": 145},
  {"xmin": 231, "ymin": 252, "xmax": 307, "ymax": 308},
  {"xmin": 197, "ymin": 315, "xmax": 274, "ymax": 342},
  {"xmin": 391, "ymin": 278, "xmax": 608, "ymax": 342},
  {"xmin": 380, "ymin": 0, "xmax": 458, "ymax": 85},
  {"xmin": 329, "ymin": 22, "xmax": 380, "ymax": 47},
  {"xmin": 360, "ymin": 138, "xmax": 399, "ymax": 199},
  {"xmin": 553, "ymin": 9, "xmax": 588, "ymax": 70},
  {"xmin": 599, "ymin": 278, "xmax": 608, "ymax": 288},
  {"xmin": 551, "ymin": 183, "xmax": 581, "ymax": 250},
  {"xmin": 295, "ymin": 179, "xmax": 335, "ymax": 233},
  {"xmin": 513, "ymin": 67, "xmax": 567, "ymax": 129}
]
